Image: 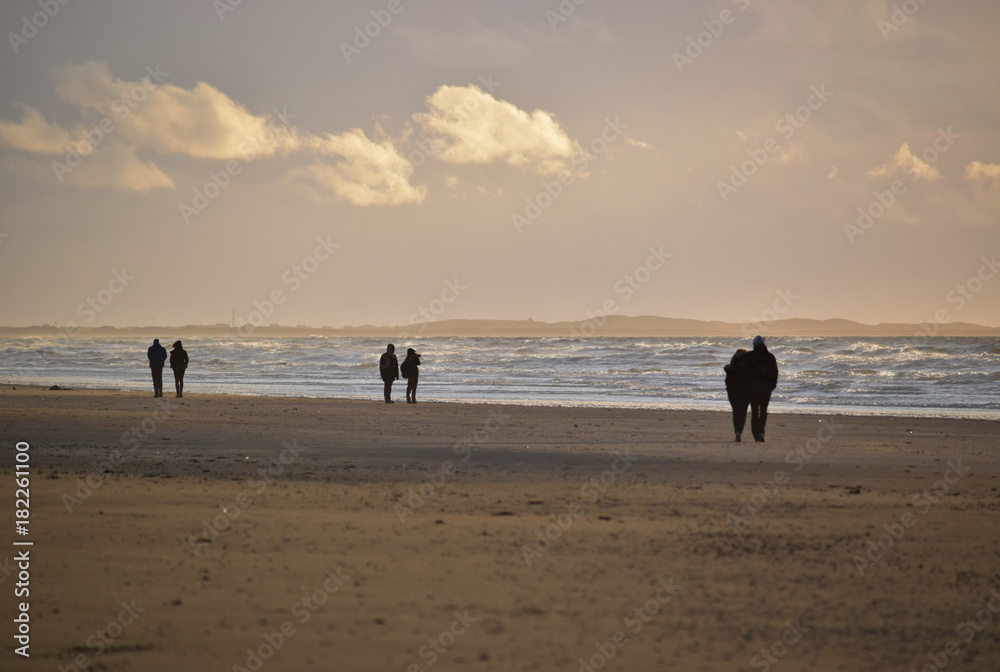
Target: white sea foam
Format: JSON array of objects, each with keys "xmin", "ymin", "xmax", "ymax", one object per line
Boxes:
[{"xmin": 1, "ymin": 336, "xmax": 997, "ymax": 419}]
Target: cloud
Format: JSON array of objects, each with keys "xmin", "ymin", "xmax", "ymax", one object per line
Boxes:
[
  {"xmin": 964, "ymin": 161, "xmax": 1000, "ymax": 185},
  {"xmin": 59, "ymin": 145, "xmax": 175, "ymax": 191},
  {"xmin": 0, "ymin": 62, "xmax": 426, "ymax": 204},
  {"xmin": 414, "ymin": 84, "xmax": 580, "ymax": 174},
  {"xmin": 288, "ymin": 129, "xmax": 426, "ymax": 206},
  {"xmin": 867, "ymin": 142, "xmax": 941, "ymax": 181},
  {"xmin": 0, "ymin": 106, "xmax": 74, "ymax": 154}
]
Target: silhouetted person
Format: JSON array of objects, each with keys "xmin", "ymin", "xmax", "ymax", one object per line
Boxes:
[
  {"xmin": 747, "ymin": 335, "xmax": 779, "ymax": 442},
  {"xmin": 170, "ymin": 340, "xmax": 189, "ymax": 398},
  {"xmin": 147, "ymin": 339, "xmax": 167, "ymax": 398},
  {"xmin": 379, "ymin": 343, "xmax": 399, "ymax": 403},
  {"xmin": 401, "ymin": 348, "xmax": 421, "ymax": 403},
  {"xmin": 724, "ymin": 347, "xmax": 752, "ymax": 442}
]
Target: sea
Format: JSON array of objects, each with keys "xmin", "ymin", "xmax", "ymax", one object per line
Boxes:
[{"xmin": 1, "ymin": 336, "xmax": 998, "ymax": 419}]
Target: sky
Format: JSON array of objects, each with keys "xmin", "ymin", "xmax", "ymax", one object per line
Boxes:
[{"xmin": 1, "ymin": 0, "xmax": 998, "ymax": 331}]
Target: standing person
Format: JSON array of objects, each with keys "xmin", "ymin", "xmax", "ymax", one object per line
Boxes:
[
  {"xmin": 401, "ymin": 348, "xmax": 421, "ymax": 404},
  {"xmin": 747, "ymin": 335, "xmax": 779, "ymax": 442},
  {"xmin": 147, "ymin": 339, "xmax": 167, "ymax": 398},
  {"xmin": 379, "ymin": 343, "xmax": 399, "ymax": 403},
  {"xmin": 170, "ymin": 340, "xmax": 189, "ymax": 398},
  {"xmin": 723, "ymin": 347, "xmax": 752, "ymax": 442}
]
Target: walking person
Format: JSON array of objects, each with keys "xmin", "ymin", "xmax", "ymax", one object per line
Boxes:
[
  {"xmin": 170, "ymin": 340, "xmax": 189, "ymax": 398},
  {"xmin": 747, "ymin": 335, "xmax": 779, "ymax": 442},
  {"xmin": 379, "ymin": 343, "xmax": 400, "ymax": 403},
  {"xmin": 147, "ymin": 339, "xmax": 167, "ymax": 398},
  {"xmin": 724, "ymin": 347, "xmax": 752, "ymax": 442},
  {"xmin": 401, "ymin": 348, "xmax": 421, "ymax": 404}
]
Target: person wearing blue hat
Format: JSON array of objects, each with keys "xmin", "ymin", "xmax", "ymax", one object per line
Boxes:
[{"xmin": 747, "ymin": 335, "xmax": 779, "ymax": 442}]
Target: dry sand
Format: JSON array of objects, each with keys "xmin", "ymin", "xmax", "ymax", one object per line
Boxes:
[{"xmin": 1, "ymin": 386, "xmax": 999, "ymax": 671}]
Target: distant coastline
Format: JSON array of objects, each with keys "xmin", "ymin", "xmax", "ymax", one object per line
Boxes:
[{"xmin": 2, "ymin": 315, "xmax": 999, "ymax": 338}]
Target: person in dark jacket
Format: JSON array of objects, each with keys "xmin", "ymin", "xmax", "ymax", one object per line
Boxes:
[
  {"xmin": 401, "ymin": 348, "xmax": 421, "ymax": 404},
  {"xmin": 170, "ymin": 340, "xmax": 189, "ymax": 398},
  {"xmin": 746, "ymin": 335, "xmax": 779, "ymax": 442},
  {"xmin": 379, "ymin": 344, "xmax": 399, "ymax": 403},
  {"xmin": 724, "ymin": 347, "xmax": 752, "ymax": 442},
  {"xmin": 147, "ymin": 339, "xmax": 167, "ymax": 398}
]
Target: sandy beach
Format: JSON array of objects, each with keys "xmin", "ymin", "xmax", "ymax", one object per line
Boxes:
[{"xmin": 1, "ymin": 386, "xmax": 999, "ymax": 671}]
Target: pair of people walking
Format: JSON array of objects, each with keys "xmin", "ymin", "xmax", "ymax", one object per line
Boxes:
[
  {"xmin": 724, "ymin": 335, "xmax": 778, "ymax": 442},
  {"xmin": 379, "ymin": 343, "xmax": 421, "ymax": 404},
  {"xmin": 147, "ymin": 339, "xmax": 188, "ymax": 398}
]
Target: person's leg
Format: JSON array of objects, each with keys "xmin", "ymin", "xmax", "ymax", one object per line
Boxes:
[
  {"xmin": 757, "ymin": 392, "xmax": 771, "ymax": 440},
  {"xmin": 151, "ymin": 366, "xmax": 157, "ymax": 396},
  {"xmin": 384, "ymin": 378, "xmax": 393, "ymax": 403},
  {"xmin": 407, "ymin": 376, "xmax": 417, "ymax": 403},
  {"xmin": 749, "ymin": 394, "xmax": 761, "ymax": 441},
  {"xmin": 411, "ymin": 374, "xmax": 417, "ymax": 403},
  {"xmin": 152, "ymin": 366, "xmax": 163, "ymax": 397},
  {"xmin": 729, "ymin": 391, "xmax": 747, "ymax": 441}
]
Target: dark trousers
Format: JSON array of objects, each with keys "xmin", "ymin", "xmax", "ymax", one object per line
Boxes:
[
  {"xmin": 727, "ymin": 390, "xmax": 749, "ymax": 435},
  {"xmin": 150, "ymin": 365, "xmax": 163, "ymax": 396},
  {"xmin": 406, "ymin": 374, "xmax": 418, "ymax": 402},
  {"xmin": 382, "ymin": 377, "xmax": 394, "ymax": 402},
  {"xmin": 750, "ymin": 390, "xmax": 772, "ymax": 440},
  {"xmin": 173, "ymin": 368, "xmax": 185, "ymax": 396}
]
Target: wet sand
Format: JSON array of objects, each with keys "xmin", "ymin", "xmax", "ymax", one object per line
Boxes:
[{"xmin": 1, "ymin": 386, "xmax": 998, "ymax": 671}]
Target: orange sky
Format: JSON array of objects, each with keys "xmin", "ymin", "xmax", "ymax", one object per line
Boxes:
[{"xmin": 1, "ymin": 0, "xmax": 998, "ymax": 329}]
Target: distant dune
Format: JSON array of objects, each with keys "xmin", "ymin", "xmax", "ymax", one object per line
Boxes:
[{"xmin": 2, "ymin": 316, "xmax": 998, "ymax": 338}]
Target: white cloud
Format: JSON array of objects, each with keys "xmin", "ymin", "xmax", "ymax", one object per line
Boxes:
[
  {"xmin": 289, "ymin": 129, "xmax": 426, "ymax": 206},
  {"xmin": 0, "ymin": 106, "xmax": 74, "ymax": 154},
  {"xmin": 867, "ymin": 142, "xmax": 941, "ymax": 181},
  {"xmin": 964, "ymin": 161, "xmax": 1000, "ymax": 185},
  {"xmin": 414, "ymin": 84, "xmax": 580, "ymax": 174},
  {"xmin": 59, "ymin": 145, "xmax": 175, "ymax": 192},
  {"xmin": 51, "ymin": 62, "xmax": 299, "ymax": 159}
]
